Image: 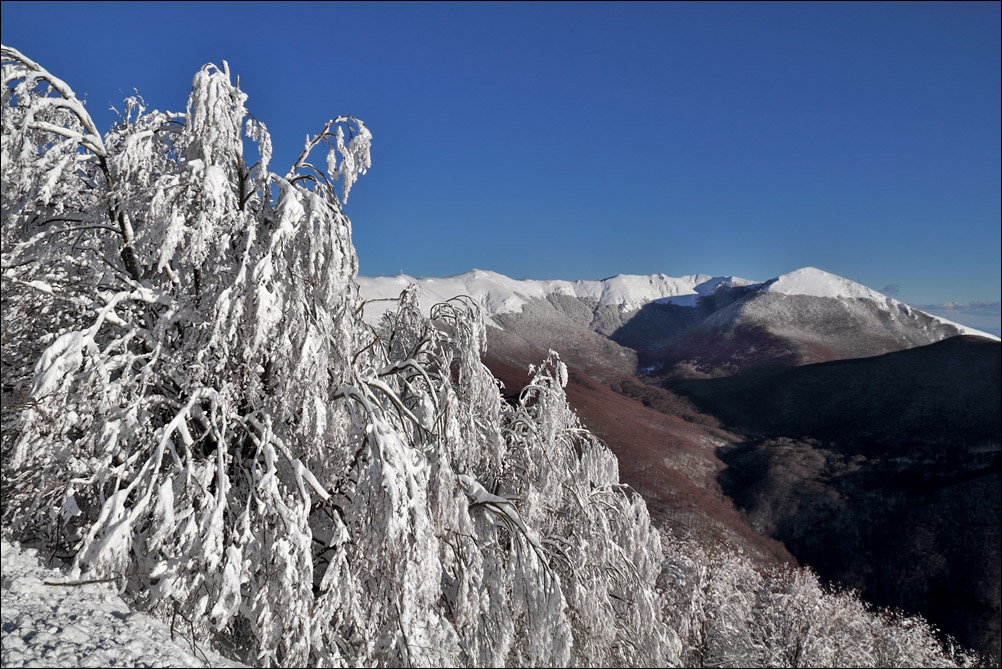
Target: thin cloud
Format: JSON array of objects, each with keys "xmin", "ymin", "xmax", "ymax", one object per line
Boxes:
[{"xmin": 917, "ymin": 301, "xmax": 1001, "ymax": 336}]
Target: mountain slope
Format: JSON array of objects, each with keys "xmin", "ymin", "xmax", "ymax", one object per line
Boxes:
[
  {"xmin": 483, "ymin": 322, "xmax": 796, "ymax": 566},
  {"xmin": 614, "ymin": 267, "xmax": 993, "ymax": 377},
  {"xmin": 360, "ymin": 271, "xmax": 801, "ymax": 564},
  {"xmin": 666, "ymin": 336, "xmax": 1001, "ymax": 661},
  {"xmin": 666, "ymin": 334, "xmax": 1001, "ymax": 450}
]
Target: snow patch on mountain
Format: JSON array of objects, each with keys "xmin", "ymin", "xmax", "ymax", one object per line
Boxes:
[
  {"xmin": 357, "ymin": 270, "xmax": 757, "ymax": 323},
  {"xmin": 653, "ymin": 275, "xmax": 756, "ymax": 307},
  {"xmin": 763, "ymin": 267, "xmax": 890, "ymax": 301}
]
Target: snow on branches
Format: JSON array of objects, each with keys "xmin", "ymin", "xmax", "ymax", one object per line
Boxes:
[{"xmin": 1, "ymin": 46, "xmax": 677, "ymax": 667}]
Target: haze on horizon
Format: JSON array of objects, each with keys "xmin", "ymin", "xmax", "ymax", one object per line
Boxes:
[{"xmin": 2, "ymin": 1, "xmax": 998, "ymax": 322}]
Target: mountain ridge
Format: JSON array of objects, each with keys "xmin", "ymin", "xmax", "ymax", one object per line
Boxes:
[{"xmin": 358, "ymin": 266, "xmax": 998, "ymax": 341}]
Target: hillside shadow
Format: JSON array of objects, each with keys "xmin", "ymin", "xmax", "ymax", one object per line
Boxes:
[{"xmin": 703, "ymin": 336, "xmax": 1002, "ymax": 661}]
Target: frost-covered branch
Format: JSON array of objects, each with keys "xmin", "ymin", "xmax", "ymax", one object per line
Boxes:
[
  {"xmin": 1, "ymin": 45, "xmax": 107, "ymax": 155},
  {"xmin": 286, "ymin": 115, "xmax": 372, "ymax": 203}
]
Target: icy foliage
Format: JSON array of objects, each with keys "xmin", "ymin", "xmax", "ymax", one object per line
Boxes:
[
  {"xmin": 659, "ymin": 537, "xmax": 982, "ymax": 668},
  {"xmin": 2, "ymin": 43, "xmax": 371, "ymax": 667},
  {"xmin": 1, "ymin": 45, "xmax": 979, "ymax": 668}
]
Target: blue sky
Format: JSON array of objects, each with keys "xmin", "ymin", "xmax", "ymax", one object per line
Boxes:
[{"xmin": 3, "ymin": 1, "xmax": 999, "ymax": 311}]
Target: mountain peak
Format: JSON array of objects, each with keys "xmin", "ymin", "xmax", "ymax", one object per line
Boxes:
[{"xmin": 763, "ymin": 267, "xmax": 890, "ymax": 301}]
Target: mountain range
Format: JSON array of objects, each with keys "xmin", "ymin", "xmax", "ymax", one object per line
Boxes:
[
  {"xmin": 358, "ymin": 266, "xmax": 1001, "ymax": 661},
  {"xmin": 359, "ymin": 266, "xmax": 991, "ymax": 377}
]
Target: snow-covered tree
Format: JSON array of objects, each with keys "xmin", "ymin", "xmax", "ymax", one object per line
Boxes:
[
  {"xmin": 3, "ymin": 42, "xmax": 376, "ymax": 665},
  {"xmin": 659, "ymin": 536, "xmax": 979, "ymax": 668},
  {"xmin": 2, "ymin": 45, "xmax": 680, "ymax": 667}
]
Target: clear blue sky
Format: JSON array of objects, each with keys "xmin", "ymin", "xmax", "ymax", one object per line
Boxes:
[{"xmin": 3, "ymin": 1, "xmax": 999, "ymax": 307}]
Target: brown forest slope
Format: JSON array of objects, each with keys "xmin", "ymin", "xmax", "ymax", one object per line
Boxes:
[{"xmin": 484, "ymin": 317, "xmax": 796, "ymax": 568}]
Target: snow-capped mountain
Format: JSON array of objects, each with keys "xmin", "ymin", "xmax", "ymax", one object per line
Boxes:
[{"xmin": 358, "ymin": 266, "xmax": 996, "ymax": 379}]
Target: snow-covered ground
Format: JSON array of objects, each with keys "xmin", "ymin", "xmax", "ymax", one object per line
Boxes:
[{"xmin": 1, "ymin": 538, "xmax": 241, "ymax": 668}]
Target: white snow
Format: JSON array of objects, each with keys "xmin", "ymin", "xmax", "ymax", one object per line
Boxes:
[
  {"xmin": 356, "ymin": 269, "xmax": 757, "ymax": 323},
  {"xmin": 763, "ymin": 267, "xmax": 889, "ymax": 301},
  {"xmin": 1, "ymin": 537, "xmax": 242, "ymax": 668}
]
